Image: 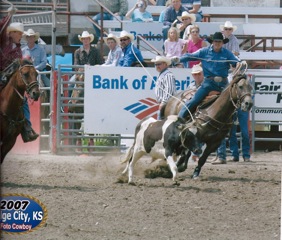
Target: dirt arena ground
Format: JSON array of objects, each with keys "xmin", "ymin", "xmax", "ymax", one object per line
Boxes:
[{"xmin": 1, "ymin": 151, "xmax": 281, "ymax": 240}]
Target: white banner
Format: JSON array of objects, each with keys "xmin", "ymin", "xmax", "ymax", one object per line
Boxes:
[
  {"xmin": 248, "ymin": 72, "xmax": 282, "ymax": 121},
  {"xmin": 84, "ymin": 66, "xmax": 191, "ymax": 134},
  {"xmin": 84, "ymin": 67, "xmax": 282, "ymax": 134}
]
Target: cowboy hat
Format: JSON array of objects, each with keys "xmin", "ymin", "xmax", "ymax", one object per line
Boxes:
[
  {"xmin": 23, "ymin": 28, "xmax": 40, "ymax": 41},
  {"xmin": 191, "ymin": 64, "xmax": 203, "ymax": 74},
  {"xmin": 220, "ymin": 21, "xmax": 237, "ymax": 32},
  {"xmin": 119, "ymin": 30, "xmax": 134, "ymax": 42},
  {"xmin": 151, "ymin": 56, "xmax": 171, "ymax": 65},
  {"xmin": 7, "ymin": 22, "xmax": 24, "ymax": 33},
  {"xmin": 207, "ymin": 32, "xmax": 229, "ymax": 44},
  {"xmin": 78, "ymin": 31, "xmax": 94, "ymax": 43},
  {"xmin": 103, "ymin": 33, "xmax": 119, "ymax": 44},
  {"xmin": 177, "ymin": 11, "xmax": 196, "ymax": 23}
]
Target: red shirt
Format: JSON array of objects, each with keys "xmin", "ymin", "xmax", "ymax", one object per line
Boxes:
[{"xmin": 0, "ymin": 16, "xmax": 22, "ymax": 71}]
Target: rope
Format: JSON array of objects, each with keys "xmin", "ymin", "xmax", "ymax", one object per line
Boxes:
[{"xmin": 130, "ymin": 42, "xmax": 249, "ymax": 122}]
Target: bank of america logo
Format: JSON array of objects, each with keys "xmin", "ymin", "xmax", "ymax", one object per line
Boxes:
[{"xmin": 124, "ymin": 98, "xmax": 158, "ymax": 120}]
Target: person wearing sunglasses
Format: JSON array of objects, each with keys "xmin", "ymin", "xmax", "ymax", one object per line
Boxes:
[
  {"xmin": 185, "ymin": 24, "xmax": 207, "ymax": 68},
  {"xmin": 220, "ymin": 21, "xmax": 240, "ymax": 57},
  {"xmin": 118, "ymin": 31, "xmax": 144, "ymax": 67},
  {"xmin": 151, "ymin": 56, "xmax": 176, "ymax": 120}
]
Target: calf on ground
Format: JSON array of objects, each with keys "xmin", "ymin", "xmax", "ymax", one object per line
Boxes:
[{"xmin": 121, "ymin": 115, "xmax": 202, "ymax": 185}]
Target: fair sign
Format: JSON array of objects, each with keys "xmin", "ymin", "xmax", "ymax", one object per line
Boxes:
[
  {"xmin": 84, "ymin": 66, "xmax": 191, "ymax": 134},
  {"xmin": 84, "ymin": 66, "xmax": 282, "ymax": 134},
  {"xmin": 248, "ymin": 71, "xmax": 282, "ymax": 121}
]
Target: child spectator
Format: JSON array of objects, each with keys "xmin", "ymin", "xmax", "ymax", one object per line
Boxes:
[{"xmin": 164, "ymin": 27, "xmax": 187, "ymax": 67}]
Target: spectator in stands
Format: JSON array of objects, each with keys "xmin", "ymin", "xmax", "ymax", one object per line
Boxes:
[
  {"xmin": 185, "ymin": 25, "xmax": 207, "ymax": 68},
  {"xmin": 220, "ymin": 21, "xmax": 240, "ymax": 56},
  {"xmin": 118, "ymin": 30, "xmax": 144, "ymax": 67},
  {"xmin": 126, "ymin": 0, "xmax": 153, "ymax": 22},
  {"xmin": 69, "ymin": 31, "xmax": 104, "ymax": 96},
  {"xmin": 164, "ymin": 27, "xmax": 186, "ymax": 67},
  {"xmin": 92, "ymin": 0, "xmax": 128, "ymax": 43},
  {"xmin": 102, "ymin": 33, "xmax": 122, "ymax": 66},
  {"xmin": 171, "ymin": 32, "xmax": 241, "ymax": 120},
  {"xmin": 0, "ymin": 15, "xmax": 39, "ymax": 142},
  {"xmin": 181, "ymin": 0, "xmax": 203, "ymax": 22},
  {"xmin": 159, "ymin": 0, "xmax": 172, "ymax": 23},
  {"xmin": 151, "ymin": 56, "xmax": 176, "ymax": 120},
  {"xmin": 177, "ymin": 11, "xmax": 195, "ymax": 39},
  {"xmin": 162, "ymin": 0, "xmax": 186, "ymax": 41},
  {"xmin": 22, "ymin": 29, "xmax": 50, "ymax": 88},
  {"xmin": 74, "ymin": 31, "xmax": 104, "ymax": 66}
]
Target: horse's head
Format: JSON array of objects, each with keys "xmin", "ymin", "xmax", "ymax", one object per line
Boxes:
[
  {"xmin": 19, "ymin": 59, "xmax": 40, "ymax": 101},
  {"xmin": 230, "ymin": 74, "xmax": 253, "ymax": 112}
]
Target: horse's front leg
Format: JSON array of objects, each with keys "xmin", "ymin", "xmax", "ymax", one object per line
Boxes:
[
  {"xmin": 192, "ymin": 145, "xmax": 214, "ymax": 179},
  {"xmin": 176, "ymin": 150, "xmax": 191, "ymax": 172}
]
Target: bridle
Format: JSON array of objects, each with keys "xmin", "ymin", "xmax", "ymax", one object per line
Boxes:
[
  {"xmin": 13, "ymin": 63, "xmax": 39, "ymax": 100},
  {"xmin": 229, "ymin": 76, "xmax": 252, "ymax": 110}
]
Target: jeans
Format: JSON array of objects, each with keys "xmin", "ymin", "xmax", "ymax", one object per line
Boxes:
[
  {"xmin": 217, "ymin": 138, "xmax": 227, "ymax": 160},
  {"xmin": 229, "ymin": 109, "xmax": 250, "ymax": 159},
  {"xmin": 178, "ymin": 78, "xmax": 228, "ymax": 119},
  {"xmin": 23, "ymin": 97, "xmax": 31, "ymax": 126},
  {"xmin": 92, "ymin": 13, "xmax": 122, "ymax": 40},
  {"xmin": 156, "ymin": 0, "xmax": 166, "ymax": 6}
]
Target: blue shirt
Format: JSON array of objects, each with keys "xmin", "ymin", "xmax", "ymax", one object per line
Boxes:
[
  {"xmin": 181, "ymin": 0, "xmax": 202, "ymax": 15},
  {"xmin": 21, "ymin": 44, "xmax": 47, "ymax": 71},
  {"xmin": 180, "ymin": 45, "xmax": 240, "ymax": 78},
  {"xmin": 118, "ymin": 43, "xmax": 144, "ymax": 67},
  {"xmin": 163, "ymin": 5, "xmax": 186, "ymax": 26},
  {"xmin": 131, "ymin": 9, "xmax": 153, "ymax": 22}
]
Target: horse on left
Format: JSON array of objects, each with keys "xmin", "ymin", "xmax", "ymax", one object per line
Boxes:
[{"xmin": 0, "ymin": 59, "xmax": 40, "ymax": 163}]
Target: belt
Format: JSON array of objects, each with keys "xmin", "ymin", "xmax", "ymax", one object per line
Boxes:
[{"xmin": 207, "ymin": 76, "xmax": 228, "ymax": 82}]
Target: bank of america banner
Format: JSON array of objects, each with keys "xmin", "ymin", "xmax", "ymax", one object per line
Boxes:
[{"xmin": 84, "ymin": 66, "xmax": 282, "ymax": 134}]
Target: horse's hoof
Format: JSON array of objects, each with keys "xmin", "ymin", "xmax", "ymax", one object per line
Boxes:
[
  {"xmin": 128, "ymin": 182, "xmax": 136, "ymax": 186},
  {"xmin": 173, "ymin": 181, "xmax": 180, "ymax": 186},
  {"xmin": 192, "ymin": 167, "xmax": 201, "ymax": 179},
  {"xmin": 177, "ymin": 165, "xmax": 187, "ymax": 173}
]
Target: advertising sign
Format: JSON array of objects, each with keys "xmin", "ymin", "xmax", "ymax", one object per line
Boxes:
[
  {"xmin": 84, "ymin": 66, "xmax": 191, "ymax": 134},
  {"xmin": 85, "ymin": 67, "xmax": 282, "ymax": 134}
]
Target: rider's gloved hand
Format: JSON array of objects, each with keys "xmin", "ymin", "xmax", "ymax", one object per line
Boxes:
[{"xmin": 170, "ymin": 56, "xmax": 180, "ymax": 65}]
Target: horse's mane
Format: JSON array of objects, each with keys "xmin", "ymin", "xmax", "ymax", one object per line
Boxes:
[{"xmin": 20, "ymin": 58, "xmax": 33, "ymax": 66}]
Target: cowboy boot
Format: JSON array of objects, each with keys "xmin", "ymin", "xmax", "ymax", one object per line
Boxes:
[
  {"xmin": 21, "ymin": 121, "xmax": 39, "ymax": 143},
  {"xmin": 88, "ymin": 138, "xmax": 94, "ymax": 153}
]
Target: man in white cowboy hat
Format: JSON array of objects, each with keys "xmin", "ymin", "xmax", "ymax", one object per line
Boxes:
[
  {"xmin": 0, "ymin": 15, "xmax": 39, "ymax": 142},
  {"xmin": 162, "ymin": 0, "xmax": 186, "ymax": 41},
  {"xmin": 171, "ymin": 31, "xmax": 241, "ymax": 120},
  {"xmin": 176, "ymin": 11, "xmax": 195, "ymax": 39},
  {"xmin": 22, "ymin": 28, "xmax": 49, "ymax": 88},
  {"xmin": 68, "ymin": 31, "xmax": 104, "ymax": 96},
  {"xmin": 188, "ymin": 64, "xmax": 203, "ymax": 90},
  {"xmin": 102, "ymin": 33, "xmax": 122, "ymax": 66},
  {"xmin": 220, "ymin": 21, "xmax": 240, "ymax": 56},
  {"xmin": 118, "ymin": 30, "xmax": 144, "ymax": 67},
  {"xmin": 151, "ymin": 55, "xmax": 176, "ymax": 119},
  {"xmin": 74, "ymin": 31, "xmax": 104, "ymax": 66}
]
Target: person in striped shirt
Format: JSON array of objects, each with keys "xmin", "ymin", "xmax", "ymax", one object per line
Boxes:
[{"xmin": 151, "ymin": 56, "xmax": 176, "ymax": 120}]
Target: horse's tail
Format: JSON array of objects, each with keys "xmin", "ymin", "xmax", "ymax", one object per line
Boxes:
[{"xmin": 120, "ymin": 144, "xmax": 134, "ymax": 164}]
